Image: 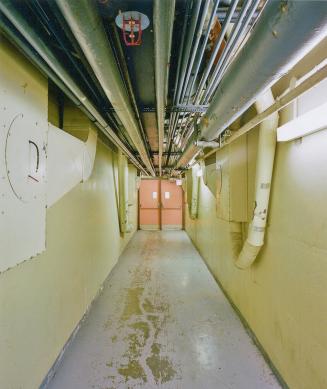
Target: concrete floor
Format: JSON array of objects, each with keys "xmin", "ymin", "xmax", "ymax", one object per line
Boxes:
[{"xmin": 48, "ymin": 231, "xmax": 281, "ymax": 389}]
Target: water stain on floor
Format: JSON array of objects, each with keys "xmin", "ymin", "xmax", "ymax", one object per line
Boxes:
[{"xmin": 105, "ymin": 261, "xmax": 179, "ymax": 387}]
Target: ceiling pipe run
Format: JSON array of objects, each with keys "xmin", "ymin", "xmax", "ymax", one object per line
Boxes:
[
  {"xmin": 0, "ymin": 0, "xmax": 149, "ymax": 175},
  {"xmin": 176, "ymin": 0, "xmax": 327, "ymax": 169},
  {"xmin": 153, "ymin": 0, "xmax": 175, "ymax": 176},
  {"xmin": 55, "ymin": 0, "xmax": 155, "ymax": 176}
]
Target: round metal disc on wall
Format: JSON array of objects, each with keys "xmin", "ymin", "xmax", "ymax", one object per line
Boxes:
[{"xmin": 5, "ymin": 113, "xmax": 46, "ymax": 203}]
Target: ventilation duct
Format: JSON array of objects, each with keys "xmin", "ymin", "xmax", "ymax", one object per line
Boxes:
[{"xmin": 176, "ymin": 0, "xmax": 327, "ymax": 169}]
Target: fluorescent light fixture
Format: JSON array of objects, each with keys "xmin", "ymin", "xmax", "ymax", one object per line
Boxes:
[
  {"xmin": 176, "ymin": 179, "xmax": 182, "ymax": 186},
  {"xmin": 277, "ymin": 101, "xmax": 327, "ymax": 142}
]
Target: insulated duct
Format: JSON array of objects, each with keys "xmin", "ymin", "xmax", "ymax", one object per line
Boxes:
[
  {"xmin": 55, "ymin": 0, "xmax": 155, "ymax": 176},
  {"xmin": 0, "ymin": 0, "xmax": 149, "ymax": 175},
  {"xmin": 177, "ymin": 0, "xmax": 327, "ymax": 169},
  {"xmin": 153, "ymin": 0, "xmax": 175, "ymax": 175}
]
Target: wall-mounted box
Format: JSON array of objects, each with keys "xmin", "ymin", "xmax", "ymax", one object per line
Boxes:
[{"xmin": 213, "ymin": 135, "xmax": 248, "ymax": 222}]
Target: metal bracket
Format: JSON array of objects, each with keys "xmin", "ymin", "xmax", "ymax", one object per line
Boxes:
[{"xmin": 168, "ymin": 105, "xmax": 209, "ymax": 113}]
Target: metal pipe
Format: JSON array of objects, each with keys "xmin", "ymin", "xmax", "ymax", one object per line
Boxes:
[
  {"xmin": 177, "ymin": 0, "xmax": 239, "ymax": 150},
  {"xmin": 55, "ymin": 0, "xmax": 155, "ymax": 176},
  {"xmin": 217, "ymin": 7, "xmax": 259, "ymax": 23},
  {"xmin": 0, "ymin": 0, "xmax": 149, "ymax": 175},
  {"xmin": 205, "ymin": 62, "xmax": 327, "ymax": 155},
  {"xmin": 0, "ymin": 16, "xmax": 79, "ymax": 106},
  {"xmin": 195, "ymin": 140, "xmax": 220, "ymax": 148},
  {"xmin": 203, "ymin": 0, "xmax": 261, "ymax": 103},
  {"xmin": 166, "ymin": 0, "xmax": 202, "ymax": 165},
  {"xmin": 175, "ymin": 0, "xmax": 217, "ymax": 154},
  {"xmin": 177, "ymin": 0, "xmax": 327, "ymax": 169},
  {"xmin": 166, "ymin": 1, "xmax": 191, "ymax": 145},
  {"xmin": 154, "ymin": 0, "xmax": 175, "ymax": 176},
  {"xmin": 110, "ymin": 23, "xmax": 152, "ymax": 162},
  {"xmin": 202, "ymin": 0, "xmax": 254, "ymax": 103},
  {"xmin": 180, "ymin": 0, "xmax": 211, "ymax": 101},
  {"xmin": 193, "ymin": 0, "xmax": 239, "ymax": 105},
  {"xmin": 183, "ymin": 0, "xmax": 221, "ymax": 113}
]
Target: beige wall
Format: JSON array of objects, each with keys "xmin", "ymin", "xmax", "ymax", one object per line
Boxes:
[
  {"xmin": 0, "ymin": 38, "xmax": 138, "ymax": 388},
  {"xmin": 185, "ymin": 113, "xmax": 327, "ymax": 388}
]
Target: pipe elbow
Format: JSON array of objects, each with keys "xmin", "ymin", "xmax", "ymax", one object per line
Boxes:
[{"xmin": 235, "ymin": 240, "xmax": 261, "ymax": 269}]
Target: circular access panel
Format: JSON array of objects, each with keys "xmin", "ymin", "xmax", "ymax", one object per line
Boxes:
[{"xmin": 5, "ymin": 113, "xmax": 46, "ymax": 203}]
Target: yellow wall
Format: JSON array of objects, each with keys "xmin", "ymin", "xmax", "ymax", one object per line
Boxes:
[
  {"xmin": 0, "ymin": 38, "xmax": 138, "ymax": 388},
  {"xmin": 185, "ymin": 117, "xmax": 327, "ymax": 388}
]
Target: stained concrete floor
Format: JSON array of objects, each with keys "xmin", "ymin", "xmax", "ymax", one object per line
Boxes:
[{"xmin": 48, "ymin": 231, "xmax": 281, "ymax": 389}]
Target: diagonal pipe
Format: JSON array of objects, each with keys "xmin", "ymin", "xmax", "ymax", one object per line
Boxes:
[
  {"xmin": 55, "ymin": 0, "xmax": 155, "ymax": 176},
  {"xmin": 0, "ymin": 0, "xmax": 149, "ymax": 175},
  {"xmin": 176, "ymin": 0, "xmax": 327, "ymax": 169}
]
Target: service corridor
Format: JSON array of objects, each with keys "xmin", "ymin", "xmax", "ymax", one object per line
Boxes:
[{"xmin": 48, "ymin": 231, "xmax": 280, "ymax": 389}]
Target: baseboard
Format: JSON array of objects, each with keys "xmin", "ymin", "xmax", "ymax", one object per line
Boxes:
[
  {"xmin": 185, "ymin": 232, "xmax": 289, "ymax": 389},
  {"xmin": 39, "ymin": 280, "xmax": 105, "ymax": 389},
  {"xmin": 39, "ymin": 231, "xmax": 136, "ymax": 388}
]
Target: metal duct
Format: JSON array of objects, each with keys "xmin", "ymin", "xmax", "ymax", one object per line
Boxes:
[
  {"xmin": 0, "ymin": 0, "xmax": 148, "ymax": 175},
  {"xmin": 153, "ymin": 0, "xmax": 175, "ymax": 175},
  {"xmin": 177, "ymin": 0, "xmax": 327, "ymax": 169},
  {"xmin": 55, "ymin": 0, "xmax": 155, "ymax": 176}
]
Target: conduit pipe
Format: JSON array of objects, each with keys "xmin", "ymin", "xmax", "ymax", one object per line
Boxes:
[
  {"xmin": 118, "ymin": 150, "xmax": 132, "ymax": 234},
  {"xmin": 203, "ymin": 0, "xmax": 262, "ymax": 103},
  {"xmin": 166, "ymin": 0, "xmax": 202, "ymax": 163},
  {"xmin": 176, "ymin": 0, "xmax": 327, "ymax": 169},
  {"xmin": 195, "ymin": 140, "xmax": 220, "ymax": 148},
  {"xmin": 0, "ymin": 0, "xmax": 149, "ymax": 175},
  {"xmin": 233, "ymin": 89, "xmax": 278, "ymax": 269},
  {"xmin": 153, "ymin": 0, "xmax": 175, "ymax": 176},
  {"xmin": 55, "ymin": 0, "xmax": 155, "ymax": 176},
  {"xmin": 0, "ymin": 16, "xmax": 79, "ymax": 106},
  {"xmin": 201, "ymin": 62, "xmax": 327, "ymax": 161}
]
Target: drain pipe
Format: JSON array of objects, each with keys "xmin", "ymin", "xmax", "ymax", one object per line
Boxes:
[
  {"xmin": 153, "ymin": 0, "xmax": 175, "ymax": 176},
  {"xmin": 176, "ymin": 0, "xmax": 327, "ymax": 170},
  {"xmin": 56, "ymin": 0, "xmax": 155, "ymax": 176},
  {"xmin": 233, "ymin": 89, "xmax": 279, "ymax": 269}
]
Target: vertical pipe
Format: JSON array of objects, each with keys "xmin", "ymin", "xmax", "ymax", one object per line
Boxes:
[{"xmin": 235, "ymin": 89, "xmax": 278, "ymax": 269}]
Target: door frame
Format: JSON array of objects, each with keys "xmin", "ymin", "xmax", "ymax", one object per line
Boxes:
[{"xmin": 138, "ymin": 178, "xmax": 183, "ymax": 230}]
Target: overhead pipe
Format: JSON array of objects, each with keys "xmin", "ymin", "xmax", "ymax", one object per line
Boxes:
[
  {"xmin": 153, "ymin": 0, "xmax": 175, "ymax": 176},
  {"xmin": 195, "ymin": 140, "xmax": 220, "ymax": 148},
  {"xmin": 165, "ymin": 1, "xmax": 191, "ymax": 145},
  {"xmin": 180, "ymin": 0, "xmax": 211, "ymax": 101},
  {"xmin": 178, "ymin": 0, "xmax": 221, "ymax": 144},
  {"xmin": 0, "ymin": 16, "xmax": 79, "ymax": 106},
  {"xmin": 176, "ymin": 0, "xmax": 327, "ymax": 169},
  {"xmin": 166, "ymin": 0, "xmax": 202, "ymax": 166},
  {"xmin": 0, "ymin": 0, "xmax": 149, "ymax": 175},
  {"xmin": 55, "ymin": 0, "xmax": 155, "ymax": 176},
  {"xmin": 193, "ymin": 0, "xmax": 239, "ymax": 105},
  {"xmin": 178, "ymin": 0, "xmax": 239, "ymax": 151},
  {"xmin": 172, "ymin": 0, "xmax": 215, "ymax": 161},
  {"xmin": 203, "ymin": 0, "xmax": 262, "ymax": 103},
  {"xmin": 232, "ymin": 90, "xmax": 278, "ymax": 269}
]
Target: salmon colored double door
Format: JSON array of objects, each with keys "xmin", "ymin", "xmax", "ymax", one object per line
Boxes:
[{"xmin": 139, "ymin": 179, "xmax": 183, "ymax": 230}]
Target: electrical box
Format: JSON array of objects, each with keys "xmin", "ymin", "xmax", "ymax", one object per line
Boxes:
[{"xmin": 215, "ymin": 135, "xmax": 248, "ymax": 222}]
